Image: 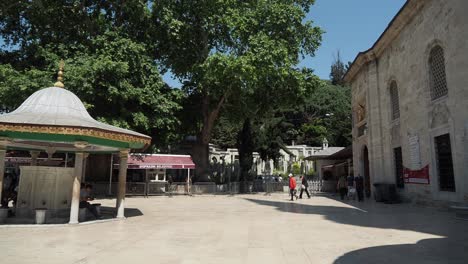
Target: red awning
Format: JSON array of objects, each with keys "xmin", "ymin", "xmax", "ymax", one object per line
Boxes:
[{"xmin": 123, "ymin": 154, "xmax": 196, "ymax": 169}]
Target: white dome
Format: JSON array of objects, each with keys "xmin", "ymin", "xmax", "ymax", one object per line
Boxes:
[{"xmin": 0, "ymin": 87, "xmax": 149, "ymax": 139}]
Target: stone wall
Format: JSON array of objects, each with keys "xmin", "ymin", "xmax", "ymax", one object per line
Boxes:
[{"xmin": 351, "ymin": 0, "xmax": 468, "ymax": 204}]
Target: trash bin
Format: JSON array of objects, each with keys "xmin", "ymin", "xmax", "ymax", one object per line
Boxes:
[
  {"xmin": 373, "ymin": 183, "xmax": 384, "ymax": 202},
  {"xmin": 0, "ymin": 208, "xmax": 8, "ymax": 223},
  {"xmin": 373, "ymin": 183, "xmax": 399, "ymax": 203},
  {"xmin": 35, "ymin": 208, "xmax": 47, "ymax": 224},
  {"xmin": 386, "ymin": 184, "xmax": 400, "ymax": 204}
]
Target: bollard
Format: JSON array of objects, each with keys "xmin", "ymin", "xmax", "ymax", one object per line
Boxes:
[{"xmin": 35, "ymin": 208, "xmax": 47, "ymax": 224}]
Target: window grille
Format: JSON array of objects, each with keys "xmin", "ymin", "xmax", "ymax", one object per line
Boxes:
[
  {"xmin": 435, "ymin": 134, "xmax": 455, "ymax": 192},
  {"xmin": 429, "ymin": 46, "xmax": 448, "ymax": 100},
  {"xmin": 394, "ymin": 147, "xmax": 404, "ymax": 188},
  {"xmin": 389, "ymin": 81, "xmax": 400, "ymax": 120}
]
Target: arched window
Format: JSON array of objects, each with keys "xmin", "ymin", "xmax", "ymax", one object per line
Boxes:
[
  {"xmin": 389, "ymin": 81, "xmax": 400, "ymax": 120},
  {"xmin": 429, "ymin": 45, "xmax": 448, "ymax": 100}
]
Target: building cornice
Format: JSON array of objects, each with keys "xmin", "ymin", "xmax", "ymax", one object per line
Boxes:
[{"xmin": 343, "ymin": 0, "xmax": 426, "ymax": 83}]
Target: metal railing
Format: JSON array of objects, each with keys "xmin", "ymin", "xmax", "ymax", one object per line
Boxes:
[
  {"xmin": 126, "ymin": 182, "xmax": 146, "ymax": 196},
  {"xmin": 308, "ymin": 180, "xmax": 323, "ymax": 193},
  {"xmin": 89, "ymin": 181, "xmax": 289, "ymax": 197},
  {"xmin": 147, "ymin": 182, "xmax": 168, "ymax": 195}
]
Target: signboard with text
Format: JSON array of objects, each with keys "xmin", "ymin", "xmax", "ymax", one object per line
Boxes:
[{"xmin": 403, "ymin": 165, "xmax": 430, "ymax": 184}]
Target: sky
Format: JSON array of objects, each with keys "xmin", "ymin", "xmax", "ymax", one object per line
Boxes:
[{"xmin": 302, "ymin": 0, "xmax": 406, "ymax": 79}]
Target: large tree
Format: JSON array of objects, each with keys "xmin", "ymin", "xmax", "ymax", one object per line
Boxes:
[
  {"xmin": 153, "ymin": 0, "xmax": 322, "ymax": 179},
  {"xmin": 0, "ymin": 1, "xmax": 182, "ymax": 149}
]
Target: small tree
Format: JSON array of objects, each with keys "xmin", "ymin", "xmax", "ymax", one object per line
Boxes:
[
  {"xmin": 330, "ymin": 51, "xmax": 346, "ymax": 86},
  {"xmin": 292, "ymin": 162, "xmax": 301, "ymax": 175}
]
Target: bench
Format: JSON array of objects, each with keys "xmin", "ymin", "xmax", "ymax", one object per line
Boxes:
[
  {"xmin": 93, "ymin": 203, "xmax": 101, "ymax": 216},
  {"xmin": 451, "ymin": 206, "xmax": 468, "ymax": 220}
]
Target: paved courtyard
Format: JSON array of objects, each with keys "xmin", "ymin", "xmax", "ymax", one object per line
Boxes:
[{"xmin": 0, "ymin": 193, "xmax": 467, "ymax": 264}]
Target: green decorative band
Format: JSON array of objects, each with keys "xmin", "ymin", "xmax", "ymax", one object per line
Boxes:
[
  {"xmin": 0, "ymin": 123, "xmax": 151, "ymax": 147},
  {"xmin": 0, "ymin": 130, "xmax": 147, "ymax": 150}
]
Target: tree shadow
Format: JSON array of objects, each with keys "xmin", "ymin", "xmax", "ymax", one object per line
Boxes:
[
  {"xmin": 244, "ymin": 198, "xmax": 468, "ymax": 262},
  {"xmin": 333, "ymin": 238, "xmax": 467, "ymax": 264}
]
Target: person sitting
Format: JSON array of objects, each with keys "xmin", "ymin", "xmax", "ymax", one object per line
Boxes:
[{"xmin": 80, "ymin": 184, "xmax": 102, "ymax": 219}]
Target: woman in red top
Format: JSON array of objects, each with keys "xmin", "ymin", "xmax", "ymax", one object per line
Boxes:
[{"xmin": 288, "ymin": 174, "xmax": 298, "ymax": 201}]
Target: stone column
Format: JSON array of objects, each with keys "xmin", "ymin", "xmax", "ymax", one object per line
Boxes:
[
  {"xmin": 30, "ymin": 151, "xmax": 40, "ymax": 166},
  {"xmin": 116, "ymin": 150, "xmax": 128, "ymax": 218},
  {"xmin": 82, "ymin": 153, "xmax": 89, "ymax": 183},
  {"xmin": 46, "ymin": 147, "xmax": 56, "ymax": 161},
  {"xmin": 186, "ymin": 169, "xmax": 191, "ymax": 195},
  {"xmin": 69, "ymin": 152, "xmax": 84, "ymax": 224},
  {"xmin": 0, "ymin": 148, "xmax": 6, "ymax": 204}
]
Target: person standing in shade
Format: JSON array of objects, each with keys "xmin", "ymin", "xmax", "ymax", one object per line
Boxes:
[
  {"xmin": 299, "ymin": 175, "xmax": 311, "ymax": 199},
  {"xmin": 288, "ymin": 173, "xmax": 298, "ymax": 201},
  {"xmin": 355, "ymin": 174, "xmax": 364, "ymax": 202},
  {"xmin": 337, "ymin": 175, "xmax": 348, "ymax": 200},
  {"xmin": 346, "ymin": 174, "xmax": 354, "ymax": 198}
]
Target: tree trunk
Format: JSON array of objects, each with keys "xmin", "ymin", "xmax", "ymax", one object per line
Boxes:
[
  {"xmin": 237, "ymin": 118, "xmax": 254, "ymax": 193},
  {"xmin": 192, "ymin": 93, "xmax": 226, "ymax": 181},
  {"xmin": 192, "ymin": 141, "xmax": 210, "ymax": 181}
]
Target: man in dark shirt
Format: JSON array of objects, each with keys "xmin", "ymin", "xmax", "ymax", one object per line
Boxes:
[
  {"xmin": 354, "ymin": 175, "xmax": 364, "ymax": 202},
  {"xmin": 80, "ymin": 184, "xmax": 101, "ymax": 219}
]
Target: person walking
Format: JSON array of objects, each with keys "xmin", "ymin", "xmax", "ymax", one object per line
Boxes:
[
  {"xmin": 288, "ymin": 173, "xmax": 298, "ymax": 201},
  {"xmin": 337, "ymin": 175, "xmax": 347, "ymax": 200},
  {"xmin": 355, "ymin": 174, "xmax": 364, "ymax": 202},
  {"xmin": 299, "ymin": 175, "xmax": 311, "ymax": 199},
  {"xmin": 346, "ymin": 174, "xmax": 355, "ymax": 200}
]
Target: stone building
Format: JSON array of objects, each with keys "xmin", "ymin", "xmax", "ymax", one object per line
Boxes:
[
  {"xmin": 344, "ymin": 0, "xmax": 468, "ymax": 204},
  {"xmin": 209, "ymin": 140, "xmax": 333, "ymax": 176}
]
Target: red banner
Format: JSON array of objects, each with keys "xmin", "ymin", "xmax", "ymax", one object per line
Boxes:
[{"xmin": 403, "ymin": 165, "xmax": 430, "ymax": 184}]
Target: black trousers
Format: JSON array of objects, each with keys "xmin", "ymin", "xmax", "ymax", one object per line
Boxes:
[
  {"xmin": 290, "ymin": 189, "xmax": 297, "ymax": 200},
  {"xmin": 80, "ymin": 201, "xmax": 99, "ymax": 218},
  {"xmin": 356, "ymin": 188, "xmax": 364, "ymax": 201},
  {"xmin": 339, "ymin": 188, "xmax": 348, "ymax": 200},
  {"xmin": 299, "ymin": 188, "xmax": 310, "ymax": 198}
]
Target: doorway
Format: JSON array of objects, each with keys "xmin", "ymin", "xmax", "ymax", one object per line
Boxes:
[{"xmin": 363, "ymin": 146, "xmax": 371, "ymax": 197}]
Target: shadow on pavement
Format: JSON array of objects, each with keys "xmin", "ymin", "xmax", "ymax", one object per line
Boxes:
[
  {"xmin": 333, "ymin": 238, "xmax": 466, "ymax": 264},
  {"xmin": 100, "ymin": 206, "xmax": 143, "ymax": 218},
  {"xmin": 244, "ymin": 198, "xmax": 468, "ymax": 263}
]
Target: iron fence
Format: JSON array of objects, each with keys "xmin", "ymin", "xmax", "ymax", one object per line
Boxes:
[
  {"xmin": 126, "ymin": 182, "xmax": 146, "ymax": 196},
  {"xmin": 89, "ymin": 180, "xmax": 290, "ymax": 197}
]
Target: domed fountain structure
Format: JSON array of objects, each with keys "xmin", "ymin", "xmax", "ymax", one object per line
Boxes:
[{"xmin": 0, "ymin": 61, "xmax": 151, "ymax": 224}]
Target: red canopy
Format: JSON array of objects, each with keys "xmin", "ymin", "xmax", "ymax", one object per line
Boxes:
[{"xmin": 124, "ymin": 154, "xmax": 195, "ymax": 169}]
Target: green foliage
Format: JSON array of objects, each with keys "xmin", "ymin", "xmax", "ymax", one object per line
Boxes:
[
  {"xmin": 272, "ymin": 169, "xmax": 283, "ymax": 177},
  {"xmin": 153, "ymin": 0, "xmax": 323, "ymax": 174},
  {"xmin": 211, "ymin": 115, "xmax": 241, "ymax": 149},
  {"xmin": 287, "ymin": 82, "xmax": 352, "ymax": 147},
  {"xmin": 292, "ymin": 162, "xmax": 301, "ymax": 175},
  {"xmin": 0, "ymin": 0, "xmax": 327, "ymax": 159},
  {"xmin": 0, "ymin": 0, "xmax": 182, "ymax": 150}
]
